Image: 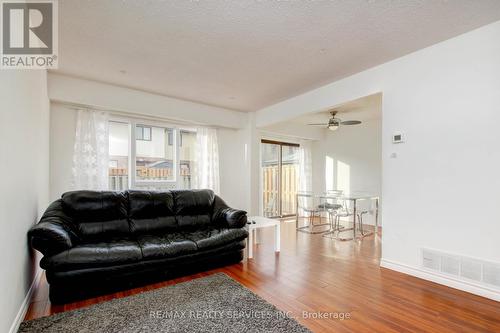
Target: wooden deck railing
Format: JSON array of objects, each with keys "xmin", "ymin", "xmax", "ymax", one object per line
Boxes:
[
  {"xmin": 262, "ymin": 164, "xmax": 298, "ymax": 217},
  {"xmin": 108, "ymin": 167, "xmax": 192, "ymax": 191}
]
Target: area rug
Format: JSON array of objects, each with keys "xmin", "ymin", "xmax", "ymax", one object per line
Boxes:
[{"xmin": 18, "ymin": 273, "xmax": 310, "ymax": 333}]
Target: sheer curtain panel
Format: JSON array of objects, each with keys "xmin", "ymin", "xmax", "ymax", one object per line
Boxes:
[
  {"xmin": 71, "ymin": 109, "xmax": 110, "ymax": 190},
  {"xmin": 194, "ymin": 127, "xmax": 220, "ymax": 194}
]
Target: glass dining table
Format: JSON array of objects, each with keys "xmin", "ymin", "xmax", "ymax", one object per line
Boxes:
[{"xmin": 295, "ymin": 192, "xmax": 379, "ymax": 240}]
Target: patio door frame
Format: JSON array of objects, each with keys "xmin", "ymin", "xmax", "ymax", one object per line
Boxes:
[{"xmin": 261, "ymin": 139, "xmax": 300, "ymax": 218}]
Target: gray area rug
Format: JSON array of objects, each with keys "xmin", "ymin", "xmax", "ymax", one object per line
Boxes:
[{"xmin": 19, "ymin": 273, "xmax": 310, "ymax": 333}]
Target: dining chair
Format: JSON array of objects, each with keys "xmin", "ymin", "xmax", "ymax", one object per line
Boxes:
[
  {"xmin": 323, "ymin": 193, "xmax": 373, "ymax": 240},
  {"xmin": 320, "ymin": 190, "xmax": 346, "ymax": 235},
  {"xmin": 354, "ymin": 198, "xmax": 376, "ymax": 237},
  {"xmin": 318, "ymin": 190, "xmax": 344, "ymax": 211},
  {"xmin": 296, "ymin": 192, "xmax": 331, "ymax": 234}
]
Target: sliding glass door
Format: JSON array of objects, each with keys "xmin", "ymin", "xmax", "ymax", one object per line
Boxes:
[
  {"xmin": 261, "ymin": 140, "xmax": 300, "ymax": 218},
  {"xmin": 261, "ymin": 142, "xmax": 280, "ymax": 217},
  {"xmin": 280, "ymin": 144, "xmax": 300, "ymax": 216}
]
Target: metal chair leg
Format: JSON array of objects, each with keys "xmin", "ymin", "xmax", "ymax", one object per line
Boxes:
[
  {"xmin": 357, "ymin": 212, "xmax": 373, "ymax": 238},
  {"xmin": 322, "ymin": 211, "xmax": 350, "ymax": 239},
  {"xmin": 298, "ymin": 211, "xmax": 331, "ymax": 234},
  {"xmin": 357, "ymin": 213, "xmax": 363, "ymax": 234}
]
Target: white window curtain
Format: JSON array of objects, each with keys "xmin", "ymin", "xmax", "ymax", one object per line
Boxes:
[
  {"xmin": 71, "ymin": 109, "xmax": 110, "ymax": 190},
  {"xmin": 298, "ymin": 140, "xmax": 313, "ymax": 193},
  {"xmin": 193, "ymin": 127, "xmax": 220, "ymax": 194}
]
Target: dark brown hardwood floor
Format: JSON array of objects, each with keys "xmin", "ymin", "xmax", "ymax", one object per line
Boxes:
[{"xmin": 25, "ymin": 220, "xmax": 500, "ymax": 332}]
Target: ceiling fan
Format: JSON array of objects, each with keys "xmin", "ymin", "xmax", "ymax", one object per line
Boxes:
[{"xmin": 307, "ymin": 111, "xmax": 362, "ymax": 131}]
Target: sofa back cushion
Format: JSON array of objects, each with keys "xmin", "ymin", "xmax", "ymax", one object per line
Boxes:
[
  {"xmin": 173, "ymin": 190, "xmax": 215, "ymax": 229},
  {"xmin": 128, "ymin": 191, "xmax": 176, "ymax": 234},
  {"xmin": 61, "ymin": 191, "xmax": 129, "ymax": 239}
]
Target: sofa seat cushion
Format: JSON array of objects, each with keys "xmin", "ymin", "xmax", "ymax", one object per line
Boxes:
[
  {"xmin": 41, "ymin": 239, "xmax": 142, "ymax": 271},
  {"xmin": 185, "ymin": 228, "xmax": 249, "ymax": 250},
  {"xmin": 137, "ymin": 233, "xmax": 197, "ymax": 260}
]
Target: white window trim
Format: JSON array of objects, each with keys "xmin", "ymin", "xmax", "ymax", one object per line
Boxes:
[{"xmin": 109, "ymin": 115, "xmax": 197, "ymax": 189}]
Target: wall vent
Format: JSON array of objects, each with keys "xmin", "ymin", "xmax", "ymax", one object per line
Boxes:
[
  {"xmin": 441, "ymin": 255, "xmax": 460, "ymax": 276},
  {"xmin": 421, "ymin": 248, "xmax": 500, "ymax": 289},
  {"xmin": 483, "ymin": 262, "xmax": 500, "ymax": 287},
  {"xmin": 422, "ymin": 249, "xmax": 440, "ymax": 270},
  {"xmin": 461, "ymin": 258, "xmax": 482, "ymax": 282}
]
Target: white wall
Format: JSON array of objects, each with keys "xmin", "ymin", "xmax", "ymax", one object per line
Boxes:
[
  {"xmin": 255, "ymin": 21, "xmax": 500, "ymax": 298},
  {"xmin": 218, "ymin": 128, "xmax": 250, "ymax": 211},
  {"xmin": 0, "ymin": 70, "xmax": 49, "ymax": 333},
  {"xmin": 311, "ymin": 119, "xmax": 382, "ymax": 225},
  {"xmin": 261, "ymin": 122, "xmax": 326, "ymax": 141}
]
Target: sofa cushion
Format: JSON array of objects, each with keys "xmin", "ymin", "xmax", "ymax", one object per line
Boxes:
[
  {"xmin": 61, "ymin": 191, "xmax": 130, "ymax": 239},
  {"xmin": 185, "ymin": 228, "xmax": 249, "ymax": 250},
  {"xmin": 41, "ymin": 238, "xmax": 142, "ymax": 271},
  {"xmin": 137, "ymin": 233, "xmax": 197, "ymax": 259},
  {"xmin": 128, "ymin": 191, "xmax": 177, "ymax": 234},
  {"xmin": 173, "ymin": 190, "xmax": 215, "ymax": 229}
]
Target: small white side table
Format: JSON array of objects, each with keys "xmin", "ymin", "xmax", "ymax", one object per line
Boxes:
[{"xmin": 246, "ymin": 216, "xmax": 280, "ymax": 259}]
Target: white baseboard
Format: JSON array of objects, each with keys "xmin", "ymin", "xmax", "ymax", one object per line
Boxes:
[
  {"xmin": 9, "ymin": 269, "xmax": 43, "ymax": 333},
  {"xmin": 380, "ymin": 259, "xmax": 500, "ymax": 302}
]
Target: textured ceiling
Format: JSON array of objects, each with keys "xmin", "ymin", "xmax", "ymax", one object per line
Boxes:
[{"xmin": 55, "ymin": 1, "xmax": 500, "ymax": 111}]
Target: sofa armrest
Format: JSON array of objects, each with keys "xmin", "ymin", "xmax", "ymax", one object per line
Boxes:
[
  {"xmin": 218, "ymin": 208, "xmax": 248, "ymax": 228},
  {"xmin": 212, "ymin": 196, "xmax": 248, "ymax": 229},
  {"xmin": 29, "ymin": 221, "xmax": 73, "ymax": 256},
  {"xmin": 28, "ymin": 200, "xmax": 78, "ymax": 256}
]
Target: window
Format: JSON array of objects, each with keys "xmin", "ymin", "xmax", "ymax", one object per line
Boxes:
[
  {"xmin": 109, "ymin": 121, "xmax": 130, "ymax": 191},
  {"xmin": 167, "ymin": 129, "xmax": 173, "ymax": 146},
  {"xmin": 136, "ymin": 125, "xmax": 152, "ymax": 141},
  {"xmin": 179, "ymin": 130, "xmax": 190, "ymax": 147},
  {"xmin": 178, "ymin": 130, "xmax": 196, "ymax": 189},
  {"xmin": 136, "ymin": 125, "xmax": 175, "ymax": 182},
  {"xmin": 108, "ymin": 119, "xmax": 196, "ymax": 191}
]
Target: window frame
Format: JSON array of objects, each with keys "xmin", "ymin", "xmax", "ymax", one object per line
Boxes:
[
  {"xmin": 167, "ymin": 129, "xmax": 174, "ymax": 146},
  {"xmin": 260, "ymin": 138, "xmax": 300, "ymax": 218},
  {"xmin": 109, "ymin": 116, "xmax": 197, "ymax": 188},
  {"xmin": 177, "ymin": 129, "xmax": 196, "ymax": 179},
  {"xmin": 135, "ymin": 125, "xmax": 152, "ymax": 141}
]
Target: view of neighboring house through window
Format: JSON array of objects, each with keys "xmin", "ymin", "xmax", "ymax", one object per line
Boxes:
[
  {"xmin": 108, "ymin": 120, "xmax": 196, "ymax": 191},
  {"xmin": 167, "ymin": 129, "xmax": 173, "ymax": 146},
  {"xmin": 136, "ymin": 125, "xmax": 152, "ymax": 141},
  {"xmin": 109, "ymin": 121, "xmax": 130, "ymax": 191},
  {"xmin": 136, "ymin": 125, "xmax": 175, "ymax": 182},
  {"xmin": 178, "ymin": 130, "xmax": 196, "ymax": 189}
]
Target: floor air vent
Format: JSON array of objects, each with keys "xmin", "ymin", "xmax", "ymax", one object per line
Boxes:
[{"xmin": 421, "ymin": 248, "xmax": 500, "ymax": 288}]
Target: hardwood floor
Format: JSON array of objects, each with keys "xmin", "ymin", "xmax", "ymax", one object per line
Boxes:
[{"xmin": 25, "ymin": 220, "xmax": 500, "ymax": 332}]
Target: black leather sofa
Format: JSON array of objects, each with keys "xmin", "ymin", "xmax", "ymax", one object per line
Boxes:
[{"xmin": 28, "ymin": 189, "xmax": 248, "ymax": 303}]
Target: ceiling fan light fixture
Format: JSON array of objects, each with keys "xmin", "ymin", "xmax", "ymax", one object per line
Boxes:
[{"xmin": 307, "ymin": 110, "xmax": 361, "ymax": 130}]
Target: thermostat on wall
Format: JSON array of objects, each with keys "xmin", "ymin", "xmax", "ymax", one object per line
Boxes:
[{"xmin": 392, "ymin": 132, "xmax": 404, "ymax": 143}]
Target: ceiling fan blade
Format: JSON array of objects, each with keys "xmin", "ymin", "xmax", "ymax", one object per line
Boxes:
[
  {"xmin": 340, "ymin": 120, "xmax": 362, "ymax": 125},
  {"xmin": 307, "ymin": 123, "xmax": 329, "ymax": 126}
]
